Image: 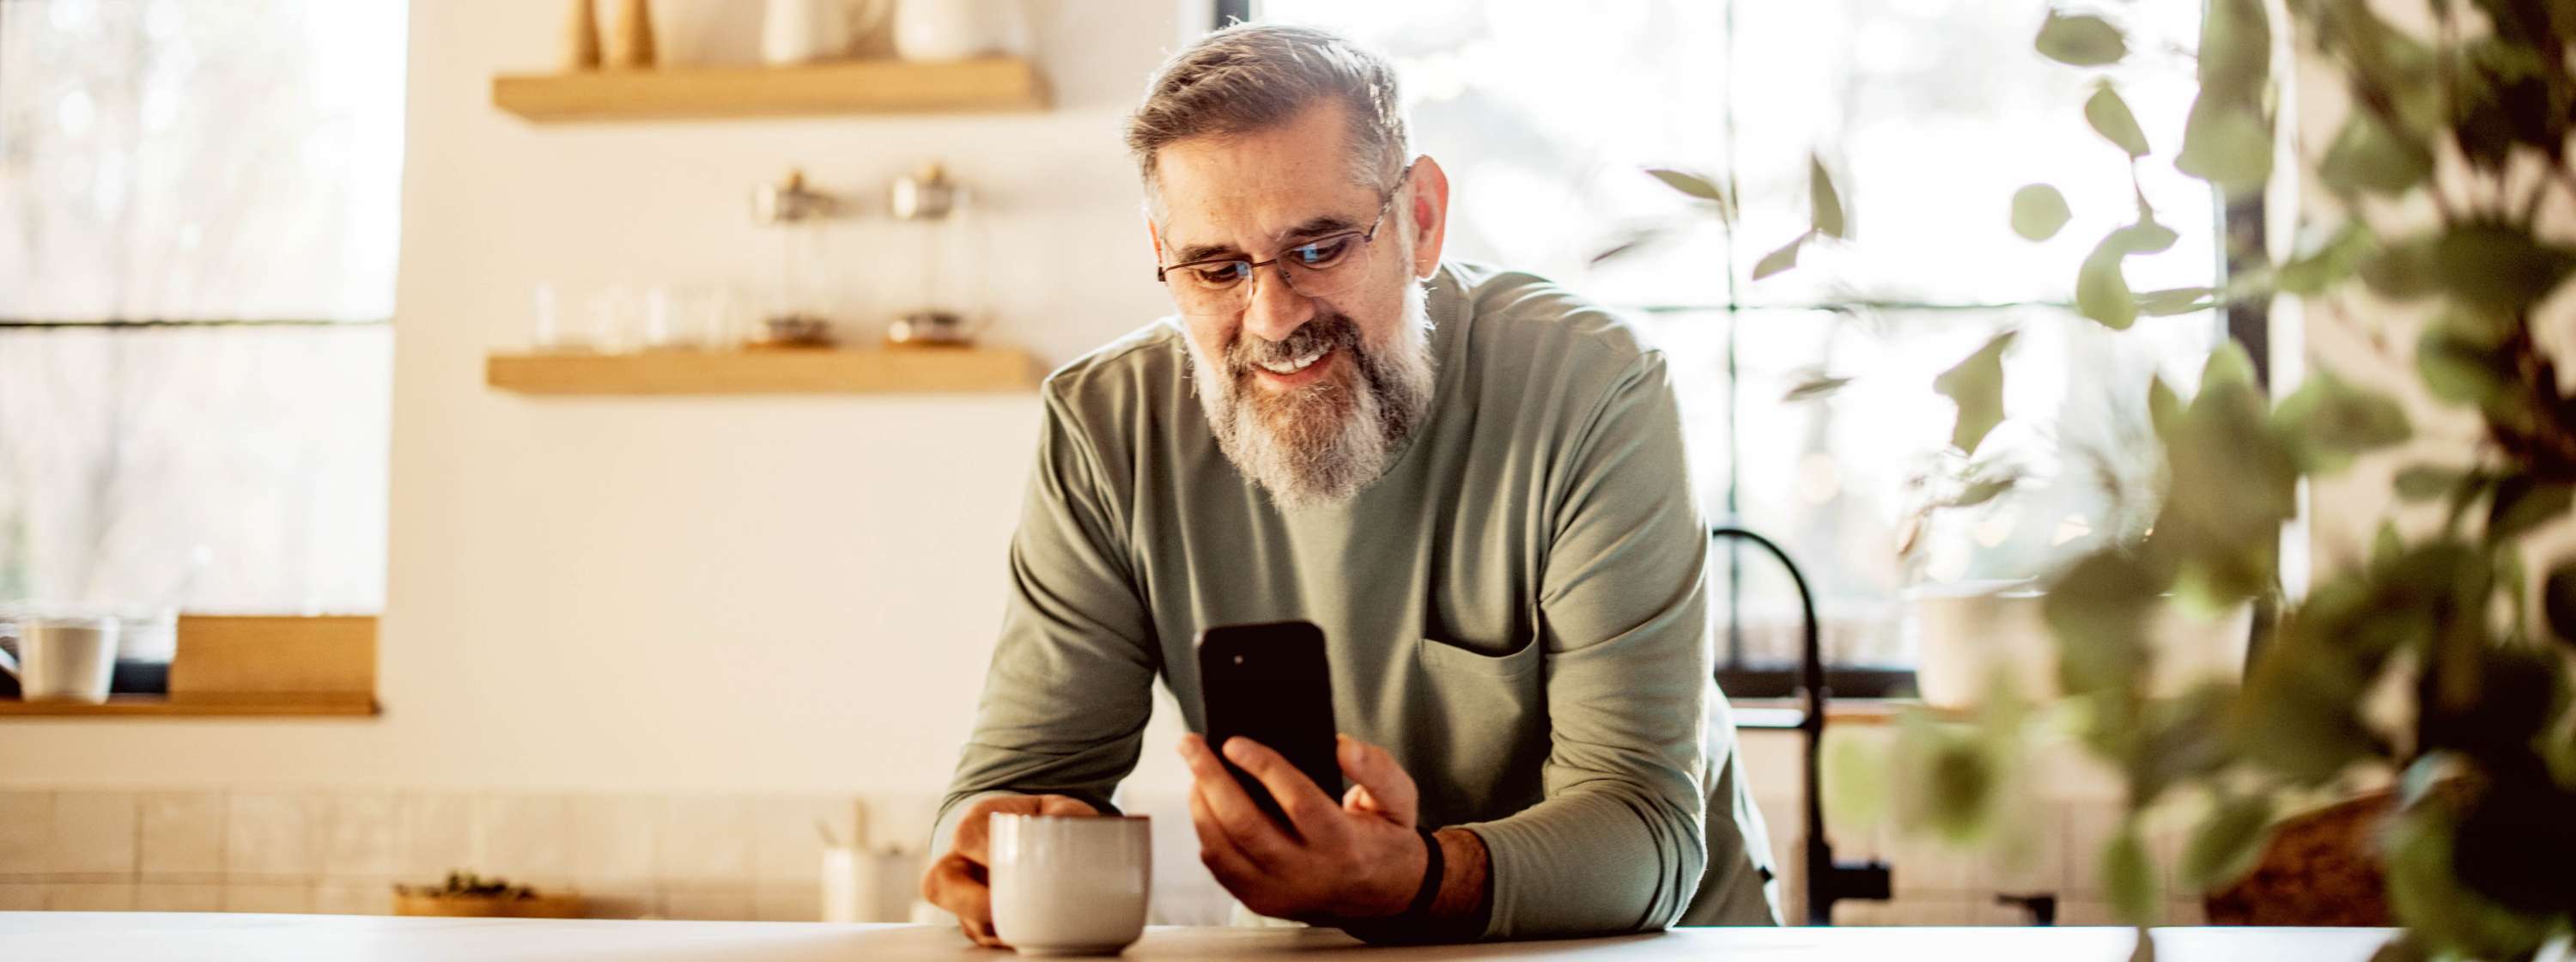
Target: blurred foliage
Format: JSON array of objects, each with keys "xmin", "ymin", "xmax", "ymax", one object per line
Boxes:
[{"xmin": 1641, "ymin": 0, "xmax": 2576, "ymax": 954}]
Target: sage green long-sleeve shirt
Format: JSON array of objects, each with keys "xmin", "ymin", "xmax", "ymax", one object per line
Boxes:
[{"xmin": 936, "ymin": 262, "xmax": 1777, "ymax": 938}]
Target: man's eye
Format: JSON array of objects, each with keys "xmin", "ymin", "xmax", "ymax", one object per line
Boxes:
[
  {"xmin": 1189, "ymin": 262, "xmax": 1250, "ymax": 286},
  {"xmin": 1289, "ymin": 236, "xmax": 1354, "ymax": 267}
]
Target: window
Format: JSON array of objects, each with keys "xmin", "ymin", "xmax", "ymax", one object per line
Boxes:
[
  {"xmin": 0, "ymin": 0, "xmax": 406, "ymax": 616},
  {"xmin": 1252, "ymin": 0, "xmax": 2231, "ymax": 693}
]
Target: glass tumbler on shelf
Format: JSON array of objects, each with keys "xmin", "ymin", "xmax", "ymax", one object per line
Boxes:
[
  {"xmin": 530, "ymin": 282, "xmax": 580, "ymax": 352},
  {"xmin": 585, "ymin": 285, "xmax": 639, "ymax": 354},
  {"xmin": 639, "ymin": 286, "xmax": 694, "ymax": 350}
]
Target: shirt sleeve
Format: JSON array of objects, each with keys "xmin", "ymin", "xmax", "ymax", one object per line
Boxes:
[
  {"xmin": 1455, "ymin": 350, "xmax": 1715, "ymax": 938},
  {"xmin": 930, "ymin": 387, "xmax": 1161, "ymax": 853}
]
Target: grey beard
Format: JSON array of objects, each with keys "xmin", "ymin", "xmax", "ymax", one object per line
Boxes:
[{"xmin": 1187, "ymin": 282, "xmax": 1437, "ymax": 509}]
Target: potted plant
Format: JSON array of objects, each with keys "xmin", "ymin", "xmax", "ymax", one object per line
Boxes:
[
  {"xmin": 1647, "ymin": 0, "xmax": 2575, "ymax": 953},
  {"xmin": 1722, "ymin": 0, "xmax": 2576, "ymax": 957}
]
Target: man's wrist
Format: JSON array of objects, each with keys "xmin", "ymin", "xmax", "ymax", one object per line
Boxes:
[
  {"xmin": 1398, "ymin": 826, "xmax": 1443, "ymax": 917},
  {"xmin": 1426, "ymin": 827, "xmax": 1490, "ymax": 922},
  {"xmin": 1339, "ymin": 828, "xmax": 1492, "ymax": 944}
]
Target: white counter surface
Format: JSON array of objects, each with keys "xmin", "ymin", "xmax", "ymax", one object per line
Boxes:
[{"xmin": 0, "ymin": 913, "xmax": 2397, "ymax": 961}]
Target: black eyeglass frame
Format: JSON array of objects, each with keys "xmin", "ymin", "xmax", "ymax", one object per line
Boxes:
[{"xmin": 1151, "ymin": 165, "xmax": 1418, "ymax": 295}]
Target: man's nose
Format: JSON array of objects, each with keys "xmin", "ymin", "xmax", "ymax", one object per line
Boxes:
[{"xmin": 1238, "ymin": 265, "xmax": 1315, "ymax": 344}]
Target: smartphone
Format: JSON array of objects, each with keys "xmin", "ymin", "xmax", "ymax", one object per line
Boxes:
[{"xmin": 1196, "ymin": 620, "xmax": 1342, "ymax": 831}]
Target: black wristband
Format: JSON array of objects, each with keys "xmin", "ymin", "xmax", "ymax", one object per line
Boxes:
[{"xmin": 1402, "ymin": 825, "xmax": 1444, "ymax": 919}]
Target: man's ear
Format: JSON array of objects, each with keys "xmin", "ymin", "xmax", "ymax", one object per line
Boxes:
[{"xmin": 1403, "ymin": 155, "xmax": 1450, "ymax": 280}]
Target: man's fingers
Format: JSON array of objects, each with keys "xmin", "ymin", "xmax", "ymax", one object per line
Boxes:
[
  {"xmin": 1176, "ymin": 734, "xmax": 1303, "ymax": 868},
  {"xmin": 951, "ymin": 800, "xmax": 1005, "ymax": 866},
  {"xmin": 1036, "ymin": 795, "xmax": 1099, "ymax": 818},
  {"xmin": 1220, "ymin": 736, "xmax": 1346, "ymax": 843},
  {"xmin": 955, "ymin": 794, "xmax": 1095, "ymax": 866},
  {"xmin": 921, "ymin": 853, "xmax": 999, "ymax": 945},
  {"xmin": 1335, "ymin": 734, "xmax": 1419, "ymax": 827},
  {"xmin": 1186, "ymin": 782, "xmax": 1270, "ymax": 888}
]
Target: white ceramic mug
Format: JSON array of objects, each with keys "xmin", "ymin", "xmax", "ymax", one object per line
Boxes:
[
  {"xmin": 1, "ymin": 616, "xmax": 120, "ymax": 703},
  {"xmin": 987, "ymin": 813, "xmax": 1150, "ymax": 956},
  {"xmin": 892, "ymin": 0, "xmax": 1030, "ymax": 62}
]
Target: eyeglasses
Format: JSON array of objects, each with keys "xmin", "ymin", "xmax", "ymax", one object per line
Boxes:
[{"xmin": 1153, "ymin": 166, "xmax": 1413, "ymax": 319}]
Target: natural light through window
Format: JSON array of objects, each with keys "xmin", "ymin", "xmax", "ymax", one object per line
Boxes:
[{"xmin": 1263, "ymin": 0, "xmax": 2226, "ymax": 675}]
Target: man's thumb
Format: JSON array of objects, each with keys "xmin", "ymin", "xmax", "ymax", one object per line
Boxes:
[{"xmin": 1335, "ymin": 734, "xmax": 1418, "ymax": 826}]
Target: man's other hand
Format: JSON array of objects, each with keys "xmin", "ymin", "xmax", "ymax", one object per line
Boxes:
[
  {"xmin": 1176, "ymin": 732, "xmax": 1428, "ymax": 923},
  {"xmin": 920, "ymin": 793, "xmax": 1099, "ymax": 947}
]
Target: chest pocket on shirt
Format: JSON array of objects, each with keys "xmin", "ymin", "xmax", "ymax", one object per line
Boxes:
[
  {"xmin": 1412, "ymin": 634, "xmax": 1549, "ymax": 823},
  {"xmin": 1415, "ymin": 634, "xmax": 1542, "ymax": 679}
]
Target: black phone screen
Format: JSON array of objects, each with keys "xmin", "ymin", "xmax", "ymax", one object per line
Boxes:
[{"xmin": 1196, "ymin": 620, "xmax": 1341, "ymax": 831}]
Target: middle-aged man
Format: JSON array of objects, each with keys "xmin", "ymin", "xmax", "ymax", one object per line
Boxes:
[{"xmin": 922, "ymin": 23, "xmax": 1777, "ymax": 944}]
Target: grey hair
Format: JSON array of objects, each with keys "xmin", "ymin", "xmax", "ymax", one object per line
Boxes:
[{"xmin": 1125, "ymin": 23, "xmax": 1411, "ymax": 222}]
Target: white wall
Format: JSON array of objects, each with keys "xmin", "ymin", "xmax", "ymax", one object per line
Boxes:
[
  {"xmin": 0, "ymin": 1, "xmax": 2239, "ymax": 927},
  {"xmin": 0, "ymin": 0, "xmax": 1195, "ymax": 813}
]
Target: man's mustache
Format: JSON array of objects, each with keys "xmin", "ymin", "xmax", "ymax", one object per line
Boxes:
[{"xmin": 1225, "ymin": 313, "xmax": 1364, "ymax": 376}]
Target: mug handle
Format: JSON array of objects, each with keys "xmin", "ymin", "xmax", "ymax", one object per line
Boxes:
[{"xmin": 0, "ymin": 644, "xmax": 16, "ymax": 681}]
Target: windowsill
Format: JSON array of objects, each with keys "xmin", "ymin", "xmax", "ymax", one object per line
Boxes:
[
  {"xmin": 1732, "ymin": 697, "xmax": 1955, "ymax": 730},
  {"xmin": 0, "ymin": 694, "xmax": 377, "ymax": 717}
]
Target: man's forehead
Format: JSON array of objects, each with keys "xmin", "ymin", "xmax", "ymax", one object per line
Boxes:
[{"xmin": 1152, "ymin": 105, "xmax": 1381, "ymax": 259}]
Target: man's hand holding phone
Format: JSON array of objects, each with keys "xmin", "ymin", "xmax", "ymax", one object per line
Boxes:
[
  {"xmin": 1176, "ymin": 732, "xmax": 1431, "ymax": 923},
  {"xmin": 919, "ymin": 793, "xmax": 1099, "ymax": 947}
]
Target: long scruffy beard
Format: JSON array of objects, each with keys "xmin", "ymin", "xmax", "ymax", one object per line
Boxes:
[{"xmin": 1186, "ymin": 280, "xmax": 1437, "ymax": 509}]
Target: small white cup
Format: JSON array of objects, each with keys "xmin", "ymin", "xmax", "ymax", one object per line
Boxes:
[
  {"xmin": 988, "ymin": 813, "xmax": 1150, "ymax": 956},
  {"xmin": 2, "ymin": 616, "xmax": 120, "ymax": 703}
]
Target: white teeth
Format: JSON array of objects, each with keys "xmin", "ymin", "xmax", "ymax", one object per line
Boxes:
[{"xmin": 1256, "ymin": 344, "xmax": 1328, "ymax": 374}]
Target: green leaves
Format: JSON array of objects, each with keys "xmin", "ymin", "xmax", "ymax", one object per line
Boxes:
[
  {"xmin": 1810, "ymin": 155, "xmax": 1847, "ymax": 240},
  {"xmin": 1782, "ymin": 374, "xmax": 1852, "ymax": 403},
  {"xmin": 2175, "ymin": 95, "xmax": 2273, "ymax": 194},
  {"xmin": 2544, "ymin": 563, "xmax": 2576, "ymax": 648},
  {"xmin": 2271, "ymin": 371, "xmax": 2412, "ymax": 473},
  {"xmin": 1747, "ymin": 156, "xmax": 1847, "ymax": 282},
  {"xmin": 2180, "ymin": 793, "xmax": 2275, "ymax": 889},
  {"xmin": 2415, "ymin": 330, "xmax": 2509, "ymax": 407},
  {"xmin": 2037, "ymin": 10, "xmax": 2128, "ymax": 66},
  {"xmin": 2103, "ymin": 825, "xmax": 2163, "ymax": 925},
  {"xmin": 1934, "ymin": 331, "xmax": 2018, "ymax": 455},
  {"xmin": 1887, "ymin": 705, "xmax": 2032, "ymax": 846},
  {"xmin": 2045, "ymin": 551, "xmax": 2163, "ymax": 696},
  {"xmin": 2384, "ymin": 788, "xmax": 2559, "ymax": 960},
  {"xmin": 2197, "ymin": 0, "xmax": 2270, "ymax": 96},
  {"xmin": 2086, "ymin": 84, "xmax": 2151, "ymax": 158},
  {"xmin": 2147, "ymin": 376, "xmax": 2182, "ymax": 442},
  {"xmin": 2428, "ymin": 223, "xmax": 2576, "ymax": 318},
  {"xmin": 2011, "ymin": 184, "xmax": 2072, "ymax": 241},
  {"xmin": 2318, "ymin": 111, "xmax": 2432, "ymax": 197},
  {"xmin": 2485, "ymin": 475, "xmax": 2572, "ymax": 543},
  {"xmin": 2274, "ymin": 222, "xmax": 2375, "ymax": 295},
  {"xmin": 2358, "ymin": 239, "xmax": 2439, "ymax": 301},
  {"xmin": 1753, "ymin": 236, "xmax": 1802, "ymax": 280},
  {"xmin": 2078, "ymin": 232, "xmax": 2141, "ymax": 330},
  {"xmin": 2136, "ymin": 287, "xmax": 2216, "ymax": 317},
  {"xmin": 2176, "ymin": 0, "xmax": 2272, "ymax": 195},
  {"xmin": 2395, "ymin": 466, "xmax": 2464, "ymax": 502},
  {"xmin": 1646, "ymin": 167, "xmax": 1728, "ymax": 203},
  {"xmin": 2148, "ymin": 341, "xmax": 2299, "ymax": 609},
  {"xmin": 2072, "ymin": 220, "xmax": 2184, "ymax": 330}
]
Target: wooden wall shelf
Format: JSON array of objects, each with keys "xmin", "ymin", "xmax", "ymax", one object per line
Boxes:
[
  {"xmin": 0, "ymin": 615, "xmax": 378, "ymax": 720},
  {"xmin": 486, "ymin": 347, "xmax": 1039, "ymax": 395},
  {"xmin": 491, "ymin": 58, "xmax": 1048, "ymax": 122},
  {"xmin": 0, "ymin": 696, "xmax": 378, "ymax": 718}
]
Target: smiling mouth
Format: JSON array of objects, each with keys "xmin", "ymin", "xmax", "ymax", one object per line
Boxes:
[{"xmin": 1254, "ymin": 340, "xmax": 1332, "ymax": 375}]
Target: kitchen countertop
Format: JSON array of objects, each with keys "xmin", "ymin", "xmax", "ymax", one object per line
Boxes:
[{"xmin": 0, "ymin": 914, "xmax": 2400, "ymax": 960}]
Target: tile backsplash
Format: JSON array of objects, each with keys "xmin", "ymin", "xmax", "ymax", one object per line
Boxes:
[
  {"xmin": 0, "ymin": 782, "xmax": 2208, "ymax": 929},
  {"xmin": 0, "ymin": 788, "xmax": 902, "ymax": 922}
]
